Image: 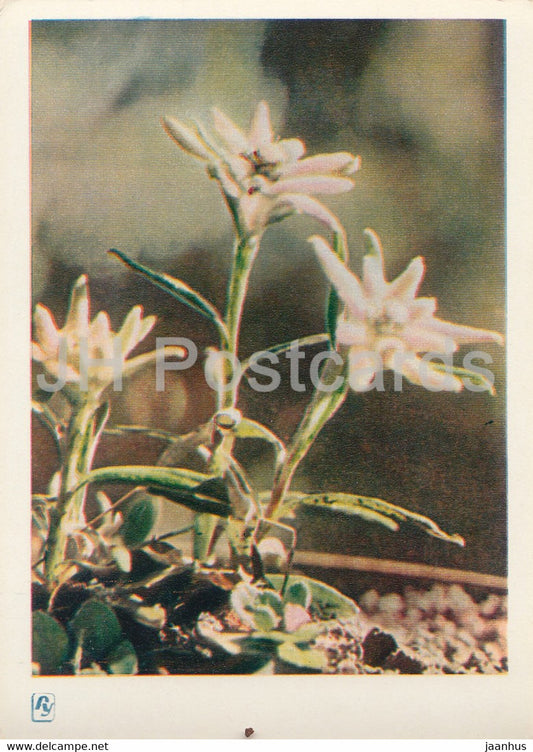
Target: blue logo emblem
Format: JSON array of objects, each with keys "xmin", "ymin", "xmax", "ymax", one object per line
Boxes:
[{"xmin": 32, "ymin": 693, "xmax": 55, "ymax": 722}]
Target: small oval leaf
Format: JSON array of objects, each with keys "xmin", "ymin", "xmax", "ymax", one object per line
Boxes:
[
  {"xmin": 267, "ymin": 574, "xmax": 359, "ymax": 620},
  {"xmin": 277, "ymin": 641, "xmax": 327, "ymax": 672},
  {"xmin": 69, "ymin": 599, "xmax": 122, "ymax": 662},
  {"xmin": 120, "ymin": 493, "xmax": 157, "ymax": 547},
  {"xmin": 107, "ymin": 639, "xmax": 138, "ymax": 675},
  {"xmin": 32, "ymin": 611, "xmax": 69, "ymax": 674}
]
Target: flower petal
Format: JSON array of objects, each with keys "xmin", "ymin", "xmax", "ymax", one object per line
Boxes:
[
  {"xmin": 63, "ymin": 275, "xmax": 89, "ymax": 338},
  {"xmin": 89, "ymin": 311, "xmax": 114, "ymax": 359},
  {"xmin": 138, "ymin": 314, "xmax": 157, "ymax": 344},
  {"xmin": 32, "ymin": 343, "xmax": 46, "ymax": 362},
  {"xmin": 212, "ymin": 107, "xmax": 249, "ymax": 154},
  {"xmin": 117, "ymin": 307, "xmax": 155, "ymax": 358},
  {"xmin": 280, "ymin": 152, "xmax": 360, "ymax": 178},
  {"xmin": 272, "ymin": 193, "xmax": 344, "ymax": 236},
  {"xmin": 117, "ymin": 306, "xmax": 142, "ymax": 357},
  {"xmin": 362, "ymin": 255, "xmax": 387, "ymax": 299},
  {"xmin": 336, "ymin": 318, "xmax": 367, "ymax": 346},
  {"xmin": 33, "ymin": 304, "xmax": 59, "ymax": 356},
  {"xmin": 392, "ymin": 353, "xmax": 463, "ymax": 392},
  {"xmin": 264, "ymin": 175, "xmax": 355, "ymax": 195},
  {"xmin": 387, "ymin": 256, "xmax": 425, "ymax": 301},
  {"xmin": 309, "ymin": 235, "xmax": 367, "ymax": 318},
  {"xmin": 273, "ymin": 138, "xmax": 306, "ymax": 162},
  {"xmin": 409, "ymin": 297, "xmax": 437, "ymax": 318},
  {"xmin": 348, "ymin": 347, "xmax": 379, "ymax": 391},
  {"xmin": 161, "ymin": 116, "xmax": 215, "ymax": 161},
  {"xmin": 425, "ymin": 317, "xmax": 504, "ymax": 346},
  {"xmin": 239, "ymin": 192, "xmax": 273, "ymax": 233},
  {"xmin": 400, "ymin": 325, "xmax": 457, "ymax": 354},
  {"xmin": 249, "ymin": 101, "xmax": 273, "ymax": 148},
  {"xmin": 223, "ymin": 154, "xmax": 252, "ymax": 184},
  {"xmin": 213, "ymin": 164, "xmax": 243, "ymax": 199}
]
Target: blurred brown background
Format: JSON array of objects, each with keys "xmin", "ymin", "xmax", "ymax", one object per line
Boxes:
[{"xmin": 31, "ymin": 20, "xmax": 506, "ymax": 577}]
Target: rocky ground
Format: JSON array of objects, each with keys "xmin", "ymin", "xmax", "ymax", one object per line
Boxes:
[{"xmin": 312, "ymin": 583, "xmax": 507, "ymax": 674}]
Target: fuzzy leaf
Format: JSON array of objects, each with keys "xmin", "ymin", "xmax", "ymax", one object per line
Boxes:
[
  {"xmin": 288, "ymin": 492, "xmax": 465, "ymax": 546},
  {"xmin": 109, "ymin": 249, "xmax": 229, "ymax": 348},
  {"xmin": 276, "ymin": 641, "xmax": 327, "ymax": 671},
  {"xmin": 267, "ymin": 574, "xmax": 359, "ymax": 620},
  {"xmin": 106, "ymin": 639, "xmax": 138, "ymax": 675},
  {"xmin": 247, "ymin": 622, "xmax": 325, "ymax": 645},
  {"xmin": 234, "ymin": 418, "xmax": 287, "ymax": 466},
  {"xmin": 32, "ymin": 611, "xmax": 69, "ymax": 674},
  {"xmin": 257, "ymin": 589, "xmax": 284, "ymax": 616},
  {"xmin": 252, "ymin": 604, "xmax": 281, "ymax": 632},
  {"xmin": 110, "ymin": 545, "xmax": 132, "ymax": 573},
  {"xmin": 69, "ymin": 599, "xmax": 122, "ymax": 662},
  {"xmin": 285, "ymin": 580, "xmax": 312, "ymax": 609}
]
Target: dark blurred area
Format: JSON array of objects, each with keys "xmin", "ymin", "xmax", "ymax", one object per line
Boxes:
[{"xmin": 31, "ymin": 20, "xmax": 506, "ymax": 576}]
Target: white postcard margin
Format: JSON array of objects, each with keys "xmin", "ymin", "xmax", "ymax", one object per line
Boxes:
[{"xmin": 0, "ymin": 0, "xmax": 532, "ymax": 739}]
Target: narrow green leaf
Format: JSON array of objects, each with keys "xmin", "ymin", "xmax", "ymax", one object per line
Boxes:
[
  {"xmin": 226, "ymin": 517, "xmax": 253, "ymax": 560},
  {"xmin": 32, "ymin": 611, "xmax": 69, "ymax": 674},
  {"xmin": 78, "ymin": 465, "xmax": 231, "ymax": 516},
  {"xmin": 283, "ymin": 492, "xmax": 399, "ymax": 531},
  {"xmin": 431, "ymin": 362, "xmax": 496, "ymax": 395},
  {"xmin": 267, "ymin": 356, "xmax": 349, "ymax": 518},
  {"xmin": 240, "ymin": 334, "xmax": 329, "ymax": 374},
  {"xmin": 267, "ymin": 574, "xmax": 359, "ymax": 620},
  {"xmin": 69, "ymin": 599, "xmax": 122, "ymax": 662},
  {"xmin": 325, "ymin": 230, "xmax": 348, "ymax": 348},
  {"xmin": 193, "ymin": 513, "xmax": 221, "ymax": 561},
  {"xmin": 288, "ymin": 492, "xmax": 465, "ymax": 546},
  {"xmin": 109, "ymin": 249, "xmax": 230, "ymax": 349},
  {"xmin": 234, "ymin": 418, "xmax": 287, "ymax": 466}
]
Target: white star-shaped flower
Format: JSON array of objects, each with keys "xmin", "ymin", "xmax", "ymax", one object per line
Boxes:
[
  {"xmin": 32, "ymin": 275, "xmax": 180, "ymax": 399},
  {"xmin": 162, "ymin": 101, "xmax": 359, "ymax": 235},
  {"xmin": 310, "ymin": 231, "xmax": 504, "ymax": 392}
]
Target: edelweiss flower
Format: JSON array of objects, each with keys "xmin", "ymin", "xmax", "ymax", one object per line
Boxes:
[
  {"xmin": 310, "ymin": 231, "xmax": 504, "ymax": 392},
  {"xmin": 32, "ymin": 275, "xmax": 180, "ymax": 399},
  {"xmin": 162, "ymin": 101, "xmax": 360, "ymax": 235}
]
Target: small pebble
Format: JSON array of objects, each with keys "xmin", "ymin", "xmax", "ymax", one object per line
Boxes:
[
  {"xmin": 378, "ymin": 592, "xmax": 404, "ymax": 614},
  {"xmin": 360, "ymin": 589, "xmax": 380, "ymax": 614}
]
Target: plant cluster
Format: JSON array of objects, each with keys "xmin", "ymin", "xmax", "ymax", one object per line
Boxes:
[{"xmin": 32, "ymin": 102, "xmax": 503, "ymax": 674}]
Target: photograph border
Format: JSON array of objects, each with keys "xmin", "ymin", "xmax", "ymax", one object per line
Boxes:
[{"xmin": 1, "ymin": 0, "xmax": 532, "ymax": 739}]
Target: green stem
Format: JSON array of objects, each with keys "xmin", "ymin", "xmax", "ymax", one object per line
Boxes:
[
  {"xmin": 194, "ymin": 233, "xmax": 261, "ymax": 560},
  {"xmin": 213, "ymin": 233, "xmax": 261, "ymax": 442},
  {"xmin": 225, "ymin": 236, "xmax": 260, "ymax": 364},
  {"xmin": 45, "ymin": 399, "xmax": 106, "ymax": 587}
]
